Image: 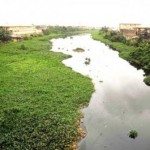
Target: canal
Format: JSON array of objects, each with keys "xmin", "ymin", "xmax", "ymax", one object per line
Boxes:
[{"xmin": 51, "ymin": 34, "xmax": 150, "ymax": 150}]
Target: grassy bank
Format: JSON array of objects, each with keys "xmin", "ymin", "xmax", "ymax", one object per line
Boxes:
[
  {"xmin": 91, "ymin": 31, "xmax": 136, "ymax": 59},
  {"xmin": 0, "ymin": 33, "xmax": 93, "ymax": 149},
  {"xmin": 92, "ymin": 31, "xmax": 150, "ymax": 86}
]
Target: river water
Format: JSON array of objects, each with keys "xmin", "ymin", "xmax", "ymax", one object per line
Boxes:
[{"xmin": 51, "ymin": 34, "xmax": 150, "ymax": 150}]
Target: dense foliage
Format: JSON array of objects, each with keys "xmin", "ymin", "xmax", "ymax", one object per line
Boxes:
[
  {"xmin": 129, "ymin": 41, "xmax": 150, "ymax": 74},
  {"xmin": 0, "ymin": 28, "xmax": 11, "ymax": 42},
  {"xmin": 104, "ymin": 30, "xmax": 126, "ymax": 43},
  {"xmin": 144, "ymin": 75, "xmax": 150, "ymax": 86},
  {"xmin": 129, "ymin": 130, "xmax": 138, "ymax": 139},
  {"xmin": 0, "ymin": 33, "xmax": 93, "ymax": 149},
  {"xmin": 42, "ymin": 26, "xmax": 87, "ymax": 35}
]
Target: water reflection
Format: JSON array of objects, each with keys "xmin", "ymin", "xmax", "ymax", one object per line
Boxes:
[{"xmin": 51, "ymin": 34, "xmax": 150, "ymax": 150}]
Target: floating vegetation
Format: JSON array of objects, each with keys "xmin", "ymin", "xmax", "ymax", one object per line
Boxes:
[
  {"xmin": 84, "ymin": 57, "xmax": 91, "ymax": 65},
  {"xmin": 0, "ymin": 34, "xmax": 94, "ymax": 149},
  {"xmin": 128, "ymin": 130, "xmax": 138, "ymax": 139},
  {"xmin": 73, "ymin": 48, "xmax": 85, "ymax": 52}
]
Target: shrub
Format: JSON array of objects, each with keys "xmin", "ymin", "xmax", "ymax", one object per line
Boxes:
[
  {"xmin": 20, "ymin": 44, "xmax": 27, "ymax": 50},
  {"xmin": 104, "ymin": 31, "xmax": 126, "ymax": 43},
  {"xmin": 126, "ymin": 37, "xmax": 143, "ymax": 47},
  {"xmin": 129, "ymin": 130, "xmax": 138, "ymax": 139},
  {"xmin": 73, "ymin": 48, "xmax": 85, "ymax": 52},
  {"xmin": 144, "ymin": 76, "xmax": 150, "ymax": 86},
  {"xmin": 100, "ymin": 26, "xmax": 109, "ymax": 33},
  {"xmin": 0, "ymin": 28, "xmax": 11, "ymax": 42},
  {"xmin": 130, "ymin": 42, "xmax": 150, "ymax": 73}
]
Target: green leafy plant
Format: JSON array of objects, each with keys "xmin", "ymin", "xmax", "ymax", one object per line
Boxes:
[
  {"xmin": 73, "ymin": 48, "xmax": 85, "ymax": 52},
  {"xmin": 20, "ymin": 44, "xmax": 27, "ymax": 50},
  {"xmin": 129, "ymin": 130, "xmax": 138, "ymax": 139},
  {"xmin": 144, "ymin": 76, "xmax": 150, "ymax": 86},
  {"xmin": 0, "ymin": 33, "xmax": 94, "ymax": 149},
  {"xmin": 84, "ymin": 57, "xmax": 91, "ymax": 65}
]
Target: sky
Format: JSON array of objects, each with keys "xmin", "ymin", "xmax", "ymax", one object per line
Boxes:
[{"xmin": 0, "ymin": 0, "xmax": 150, "ymax": 27}]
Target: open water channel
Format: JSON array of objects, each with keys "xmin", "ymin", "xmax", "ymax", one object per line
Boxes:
[{"xmin": 51, "ymin": 34, "xmax": 150, "ymax": 150}]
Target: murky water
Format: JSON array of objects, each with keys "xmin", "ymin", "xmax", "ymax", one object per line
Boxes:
[{"xmin": 51, "ymin": 34, "xmax": 150, "ymax": 150}]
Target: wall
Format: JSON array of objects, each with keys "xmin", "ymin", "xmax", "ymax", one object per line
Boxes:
[{"xmin": 119, "ymin": 23, "xmax": 141, "ymax": 38}]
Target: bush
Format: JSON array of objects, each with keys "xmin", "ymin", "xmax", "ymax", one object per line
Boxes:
[
  {"xmin": 20, "ymin": 44, "xmax": 27, "ymax": 50},
  {"xmin": 144, "ymin": 76, "xmax": 150, "ymax": 86},
  {"xmin": 100, "ymin": 26, "xmax": 109, "ymax": 33},
  {"xmin": 73, "ymin": 48, "xmax": 85, "ymax": 52},
  {"xmin": 104, "ymin": 31, "xmax": 126, "ymax": 43},
  {"xmin": 130, "ymin": 42, "xmax": 150, "ymax": 73},
  {"xmin": 0, "ymin": 28, "xmax": 11, "ymax": 42},
  {"xmin": 126, "ymin": 37, "xmax": 143, "ymax": 47}
]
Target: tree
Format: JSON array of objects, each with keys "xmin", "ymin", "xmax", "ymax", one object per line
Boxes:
[
  {"xmin": 100, "ymin": 26, "xmax": 109, "ymax": 33},
  {"xmin": 0, "ymin": 28, "xmax": 11, "ymax": 42}
]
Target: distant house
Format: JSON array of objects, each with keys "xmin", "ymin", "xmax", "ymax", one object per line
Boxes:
[
  {"xmin": 119, "ymin": 23, "xmax": 141, "ymax": 38},
  {"xmin": 135, "ymin": 27, "xmax": 150, "ymax": 39},
  {"xmin": 119, "ymin": 23, "xmax": 150, "ymax": 39},
  {"xmin": 0, "ymin": 25, "xmax": 42, "ymax": 41}
]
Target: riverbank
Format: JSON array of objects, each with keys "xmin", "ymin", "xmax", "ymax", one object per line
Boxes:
[
  {"xmin": 0, "ymin": 33, "xmax": 93, "ymax": 149},
  {"xmin": 91, "ymin": 31, "xmax": 150, "ymax": 86}
]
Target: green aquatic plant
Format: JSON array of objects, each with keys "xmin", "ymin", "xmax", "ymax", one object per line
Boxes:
[
  {"xmin": 84, "ymin": 57, "xmax": 91, "ymax": 65},
  {"xmin": 73, "ymin": 48, "xmax": 85, "ymax": 52},
  {"xmin": 129, "ymin": 130, "xmax": 138, "ymax": 139},
  {"xmin": 144, "ymin": 76, "xmax": 150, "ymax": 86},
  {"xmin": 0, "ymin": 33, "xmax": 94, "ymax": 149}
]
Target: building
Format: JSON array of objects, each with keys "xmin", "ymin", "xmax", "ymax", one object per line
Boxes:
[
  {"xmin": 135, "ymin": 27, "xmax": 150, "ymax": 39},
  {"xmin": 119, "ymin": 23, "xmax": 150, "ymax": 39},
  {"xmin": 119, "ymin": 23, "xmax": 141, "ymax": 38},
  {"xmin": 0, "ymin": 24, "xmax": 43, "ymax": 41}
]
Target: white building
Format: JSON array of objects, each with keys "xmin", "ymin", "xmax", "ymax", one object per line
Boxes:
[{"xmin": 0, "ymin": 24, "xmax": 42, "ymax": 36}]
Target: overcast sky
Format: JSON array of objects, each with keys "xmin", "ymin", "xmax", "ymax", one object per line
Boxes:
[{"xmin": 0, "ymin": 0, "xmax": 150, "ymax": 27}]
